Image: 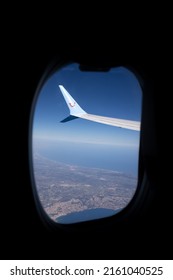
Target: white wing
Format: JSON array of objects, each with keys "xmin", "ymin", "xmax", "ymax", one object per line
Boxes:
[
  {"xmin": 79, "ymin": 114, "xmax": 140, "ymax": 131},
  {"xmin": 59, "ymin": 85, "xmax": 140, "ymax": 131}
]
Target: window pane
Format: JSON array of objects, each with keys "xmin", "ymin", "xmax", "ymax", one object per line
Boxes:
[{"xmin": 32, "ymin": 63, "xmax": 142, "ymax": 224}]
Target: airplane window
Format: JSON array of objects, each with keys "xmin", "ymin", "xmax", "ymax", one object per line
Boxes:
[{"xmin": 31, "ymin": 63, "xmax": 142, "ymax": 224}]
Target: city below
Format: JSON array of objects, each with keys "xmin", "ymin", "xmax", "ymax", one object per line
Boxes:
[{"xmin": 33, "ymin": 154, "xmax": 137, "ymax": 223}]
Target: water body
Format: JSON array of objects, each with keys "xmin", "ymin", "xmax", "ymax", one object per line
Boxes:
[
  {"xmin": 56, "ymin": 208, "xmax": 122, "ymax": 224},
  {"xmin": 33, "ymin": 140, "xmax": 138, "ymax": 176}
]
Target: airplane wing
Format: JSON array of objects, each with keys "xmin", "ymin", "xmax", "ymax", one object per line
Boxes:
[{"xmin": 59, "ymin": 85, "xmax": 140, "ymax": 131}]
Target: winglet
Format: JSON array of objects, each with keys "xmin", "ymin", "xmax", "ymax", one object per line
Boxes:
[
  {"xmin": 59, "ymin": 85, "xmax": 86, "ymax": 121},
  {"xmin": 60, "ymin": 115, "xmax": 79, "ymax": 123}
]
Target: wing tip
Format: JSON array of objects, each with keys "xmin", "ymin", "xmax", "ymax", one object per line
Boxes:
[{"xmin": 60, "ymin": 115, "xmax": 79, "ymax": 123}]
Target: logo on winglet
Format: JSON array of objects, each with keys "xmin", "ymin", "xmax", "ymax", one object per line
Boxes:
[{"xmin": 69, "ymin": 102, "xmax": 76, "ymax": 107}]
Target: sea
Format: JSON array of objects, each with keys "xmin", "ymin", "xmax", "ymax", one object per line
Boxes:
[
  {"xmin": 56, "ymin": 208, "xmax": 121, "ymax": 224},
  {"xmin": 33, "ymin": 139, "xmax": 139, "ymax": 176}
]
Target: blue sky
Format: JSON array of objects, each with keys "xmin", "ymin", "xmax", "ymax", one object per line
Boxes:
[{"xmin": 32, "ymin": 64, "xmax": 142, "ymax": 176}]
